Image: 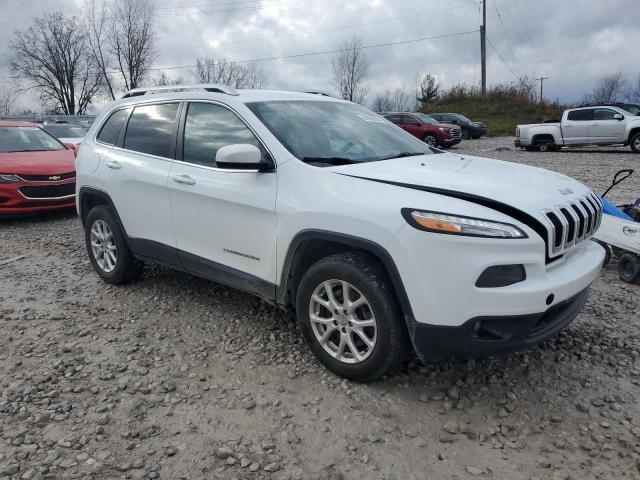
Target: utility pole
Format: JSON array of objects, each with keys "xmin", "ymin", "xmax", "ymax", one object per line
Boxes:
[
  {"xmin": 480, "ymin": 0, "xmax": 486, "ymax": 95},
  {"xmin": 536, "ymin": 76, "xmax": 549, "ymax": 102}
]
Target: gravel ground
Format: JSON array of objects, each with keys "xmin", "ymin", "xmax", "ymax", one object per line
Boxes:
[{"xmin": 1, "ymin": 137, "xmax": 639, "ymax": 480}]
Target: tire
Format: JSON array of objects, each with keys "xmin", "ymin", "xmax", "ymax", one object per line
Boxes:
[
  {"xmin": 617, "ymin": 253, "xmax": 640, "ymax": 283},
  {"xmin": 423, "ymin": 134, "xmax": 438, "ymax": 147},
  {"xmin": 595, "ymin": 240, "xmax": 611, "ymax": 266},
  {"xmin": 84, "ymin": 205, "xmax": 144, "ymax": 284},
  {"xmin": 295, "ymin": 252, "xmax": 408, "ymax": 382},
  {"xmin": 538, "ymin": 140, "xmax": 555, "ymax": 152},
  {"xmin": 630, "ymin": 132, "xmax": 640, "ymax": 153},
  {"xmin": 461, "ymin": 128, "xmax": 470, "ymax": 140}
]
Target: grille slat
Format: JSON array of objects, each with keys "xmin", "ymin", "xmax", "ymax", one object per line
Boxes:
[
  {"xmin": 18, "ymin": 172, "xmax": 76, "ymax": 182},
  {"xmin": 542, "ymin": 192, "xmax": 602, "ymax": 259},
  {"xmin": 19, "ymin": 183, "xmax": 76, "ymax": 199}
]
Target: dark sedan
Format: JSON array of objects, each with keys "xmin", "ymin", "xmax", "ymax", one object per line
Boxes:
[{"xmin": 427, "ymin": 113, "xmax": 488, "ymax": 139}]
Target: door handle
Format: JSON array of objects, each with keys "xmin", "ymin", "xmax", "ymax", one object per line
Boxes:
[
  {"xmin": 591, "ymin": 123, "xmax": 599, "ymax": 126},
  {"xmin": 171, "ymin": 174, "xmax": 196, "ymax": 186},
  {"xmin": 105, "ymin": 160, "xmax": 121, "ymax": 170}
]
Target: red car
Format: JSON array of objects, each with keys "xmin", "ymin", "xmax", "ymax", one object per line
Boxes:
[
  {"xmin": 383, "ymin": 112, "xmax": 462, "ymax": 148},
  {"xmin": 0, "ymin": 121, "xmax": 77, "ymax": 215}
]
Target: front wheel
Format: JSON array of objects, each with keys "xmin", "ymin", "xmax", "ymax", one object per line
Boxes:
[
  {"xmin": 423, "ymin": 134, "xmax": 438, "ymax": 147},
  {"xmin": 630, "ymin": 132, "xmax": 640, "ymax": 153},
  {"xmin": 295, "ymin": 252, "xmax": 408, "ymax": 382},
  {"xmin": 617, "ymin": 253, "xmax": 640, "ymax": 283},
  {"xmin": 461, "ymin": 128, "xmax": 470, "ymax": 140}
]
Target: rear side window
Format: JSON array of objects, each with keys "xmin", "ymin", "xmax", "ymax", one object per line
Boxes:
[
  {"xmin": 384, "ymin": 115, "xmax": 402, "ymax": 124},
  {"xmin": 402, "ymin": 115, "xmax": 419, "ymax": 125},
  {"xmin": 567, "ymin": 109, "xmax": 593, "ymax": 121},
  {"xmin": 123, "ymin": 103, "xmax": 180, "ymax": 158},
  {"xmin": 97, "ymin": 109, "xmax": 129, "ymax": 145},
  {"xmin": 182, "ymin": 102, "xmax": 262, "ymax": 167}
]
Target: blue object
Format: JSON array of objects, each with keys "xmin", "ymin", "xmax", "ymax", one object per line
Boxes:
[{"xmin": 601, "ymin": 197, "xmax": 634, "ymax": 221}]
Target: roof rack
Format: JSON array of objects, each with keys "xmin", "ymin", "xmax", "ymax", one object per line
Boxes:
[
  {"xmin": 121, "ymin": 83, "xmax": 239, "ymax": 99},
  {"xmin": 302, "ymin": 90, "xmax": 334, "ymax": 97}
]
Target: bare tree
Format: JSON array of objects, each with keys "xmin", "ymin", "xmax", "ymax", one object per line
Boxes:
[
  {"xmin": 108, "ymin": 0, "xmax": 155, "ymax": 92},
  {"xmin": 153, "ymin": 72, "xmax": 185, "ymax": 86},
  {"xmin": 631, "ymin": 75, "xmax": 640, "ymax": 103},
  {"xmin": 9, "ymin": 12, "xmax": 103, "ymax": 114},
  {"xmin": 587, "ymin": 72, "xmax": 627, "ymax": 103},
  {"xmin": 0, "ymin": 84, "xmax": 19, "ymax": 115},
  {"xmin": 84, "ymin": 0, "xmax": 116, "ymax": 100},
  {"xmin": 193, "ymin": 58, "xmax": 268, "ymax": 89},
  {"xmin": 371, "ymin": 85, "xmax": 414, "ymax": 113},
  {"xmin": 416, "ymin": 74, "xmax": 440, "ymax": 107},
  {"xmin": 331, "ymin": 35, "xmax": 369, "ymax": 104}
]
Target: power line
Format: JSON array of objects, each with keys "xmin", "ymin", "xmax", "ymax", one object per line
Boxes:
[
  {"xmin": 0, "ymin": 29, "xmax": 479, "ymax": 81},
  {"xmin": 492, "ymin": 0, "xmax": 520, "ymax": 77},
  {"xmin": 486, "ymin": 35, "xmax": 521, "ymax": 83}
]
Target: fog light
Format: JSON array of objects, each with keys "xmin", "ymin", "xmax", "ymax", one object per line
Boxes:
[{"xmin": 476, "ymin": 265, "xmax": 526, "ymax": 288}]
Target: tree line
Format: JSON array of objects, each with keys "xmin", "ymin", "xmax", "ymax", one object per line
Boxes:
[{"xmin": 3, "ymin": 6, "xmax": 640, "ymax": 116}]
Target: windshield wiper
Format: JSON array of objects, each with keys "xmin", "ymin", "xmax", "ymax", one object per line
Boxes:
[
  {"xmin": 374, "ymin": 152, "xmax": 427, "ymax": 161},
  {"xmin": 301, "ymin": 156, "xmax": 358, "ymax": 165}
]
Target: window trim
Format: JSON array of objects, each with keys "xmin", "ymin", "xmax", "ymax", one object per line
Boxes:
[
  {"xmin": 175, "ymin": 99, "xmax": 276, "ymax": 173},
  {"xmin": 94, "ymin": 107, "xmax": 132, "ymax": 148},
  {"xmin": 567, "ymin": 109, "xmax": 594, "ymax": 122}
]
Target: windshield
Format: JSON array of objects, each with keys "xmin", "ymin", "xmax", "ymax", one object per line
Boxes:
[
  {"xmin": 621, "ymin": 104, "xmax": 640, "ymax": 116},
  {"xmin": 415, "ymin": 113, "xmax": 439, "ymax": 124},
  {"xmin": 0, "ymin": 127, "xmax": 65, "ymax": 153},
  {"xmin": 454, "ymin": 113, "xmax": 472, "ymax": 123},
  {"xmin": 44, "ymin": 124, "xmax": 88, "ymax": 139},
  {"xmin": 247, "ymin": 100, "xmax": 431, "ymax": 164}
]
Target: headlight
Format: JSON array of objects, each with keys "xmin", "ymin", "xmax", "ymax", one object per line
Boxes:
[
  {"xmin": 438, "ymin": 127, "xmax": 450, "ymax": 133},
  {"xmin": 402, "ymin": 209, "xmax": 527, "ymax": 238},
  {"xmin": 0, "ymin": 174, "xmax": 22, "ymax": 184}
]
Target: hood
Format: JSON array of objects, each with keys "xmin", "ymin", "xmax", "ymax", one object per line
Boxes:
[
  {"xmin": 329, "ymin": 153, "xmax": 591, "ymax": 225},
  {"xmin": 0, "ymin": 149, "xmax": 76, "ymax": 176}
]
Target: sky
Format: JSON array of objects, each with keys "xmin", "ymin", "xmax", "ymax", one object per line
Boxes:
[{"xmin": 1, "ymin": 0, "xmax": 639, "ymax": 113}]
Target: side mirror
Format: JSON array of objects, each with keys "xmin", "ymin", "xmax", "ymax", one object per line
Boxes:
[
  {"xmin": 613, "ymin": 113, "xmax": 624, "ymax": 121},
  {"xmin": 216, "ymin": 144, "xmax": 266, "ymax": 171}
]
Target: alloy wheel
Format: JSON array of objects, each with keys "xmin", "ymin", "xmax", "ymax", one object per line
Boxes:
[
  {"xmin": 308, "ymin": 279, "xmax": 377, "ymax": 364},
  {"xmin": 90, "ymin": 219, "xmax": 117, "ymax": 273}
]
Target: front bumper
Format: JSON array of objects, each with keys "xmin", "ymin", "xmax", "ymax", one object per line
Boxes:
[
  {"xmin": 439, "ymin": 138, "xmax": 461, "ymax": 147},
  {"xmin": 410, "ymin": 287, "xmax": 589, "ymax": 360},
  {"xmin": 514, "ymin": 139, "xmax": 522, "ymax": 148},
  {"xmin": 0, "ymin": 179, "xmax": 76, "ymax": 215}
]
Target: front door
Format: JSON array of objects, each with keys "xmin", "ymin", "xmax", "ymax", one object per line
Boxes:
[
  {"xmin": 589, "ymin": 108, "xmax": 626, "ymax": 143},
  {"xmin": 563, "ymin": 109, "xmax": 592, "ymax": 145},
  {"xmin": 168, "ymin": 102, "xmax": 278, "ymax": 290}
]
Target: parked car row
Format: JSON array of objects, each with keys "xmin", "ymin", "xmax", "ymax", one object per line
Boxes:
[{"xmin": 382, "ymin": 111, "xmax": 487, "ymax": 148}]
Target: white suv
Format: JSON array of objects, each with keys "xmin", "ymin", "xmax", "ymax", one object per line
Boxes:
[{"xmin": 76, "ymin": 84, "xmax": 605, "ymax": 381}]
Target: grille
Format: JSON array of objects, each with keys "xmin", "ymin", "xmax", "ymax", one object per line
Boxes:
[
  {"xmin": 451, "ymin": 128, "xmax": 462, "ymax": 139},
  {"xmin": 19, "ymin": 171, "xmax": 76, "ymax": 182},
  {"xmin": 19, "ymin": 183, "xmax": 76, "ymax": 199},
  {"xmin": 542, "ymin": 192, "xmax": 602, "ymax": 258}
]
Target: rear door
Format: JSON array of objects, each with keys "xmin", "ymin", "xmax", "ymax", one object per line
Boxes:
[
  {"xmin": 101, "ymin": 102, "xmax": 179, "ymax": 253},
  {"xmin": 589, "ymin": 108, "xmax": 626, "ymax": 143},
  {"xmin": 168, "ymin": 101, "xmax": 278, "ymax": 289},
  {"xmin": 562, "ymin": 109, "xmax": 592, "ymax": 144}
]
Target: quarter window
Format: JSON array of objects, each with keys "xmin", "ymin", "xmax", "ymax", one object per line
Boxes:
[
  {"xmin": 123, "ymin": 103, "xmax": 180, "ymax": 158},
  {"xmin": 97, "ymin": 109, "xmax": 129, "ymax": 145},
  {"xmin": 182, "ymin": 102, "xmax": 262, "ymax": 167},
  {"xmin": 594, "ymin": 109, "xmax": 618, "ymax": 120},
  {"xmin": 567, "ymin": 109, "xmax": 593, "ymax": 121}
]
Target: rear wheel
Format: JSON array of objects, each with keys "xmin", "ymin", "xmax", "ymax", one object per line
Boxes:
[
  {"xmin": 85, "ymin": 206, "xmax": 144, "ymax": 284},
  {"xmin": 538, "ymin": 140, "xmax": 555, "ymax": 152},
  {"xmin": 630, "ymin": 132, "xmax": 640, "ymax": 153},
  {"xmin": 617, "ymin": 253, "xmax": 640, "ymax": 283},
  {"xmin": 295, "ymin": 252, "xmax": 408, "ymax": 382},
  {"xmin": 423, "ymin": 134, "xmax": 438, "ymax": 147}
]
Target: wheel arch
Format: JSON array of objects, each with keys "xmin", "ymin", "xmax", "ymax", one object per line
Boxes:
[
  {"xmin": 78, "ymin": 187, "xmax": 127, "ymax": 235},
  {"xmin": 532, "ymin": 133, "xmax": 555, "ymax": 145},
  {"xmin": 628, "ymin": 127, "xmax": 640, "ymax": 142},
  {"xmin": 277, "ymin": 230, "xmax": 415, "ymax": 321}
]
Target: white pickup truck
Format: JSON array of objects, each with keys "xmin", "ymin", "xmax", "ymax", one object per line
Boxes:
[{"xmin": 515, "ymin": 105, "xmax": 640, "ymax": 153}]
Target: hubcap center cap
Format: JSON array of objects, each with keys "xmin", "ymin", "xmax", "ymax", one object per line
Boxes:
[{"xmin": 336, "ymin": 314, "xmax": 349, "ymax": 327}]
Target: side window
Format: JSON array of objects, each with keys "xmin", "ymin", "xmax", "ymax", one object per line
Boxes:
[
  {"xmin": 385, "ymin": 115, "xmax": 402, "ymax": 124},
  {"xmin": 402, "ymin": 115, "xmax": 420, "ymax": 125},
  {"xmin": 182, "ymin": 102, "xmax": 263, "ymax": 167},
  {"xmin": 594, "ymin": 109, "xmax": 618, "ymax": 120},
  {"xmin": 96, "ymin": 109, "xmax": 129, "ymax": 146},
  {"xmin": 567, "ymin": 109, "xmax": 593, "ymax": 121},
  {"xmin": 123, "ymin": 103, "xmax": 180, "ymax": 158}
]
